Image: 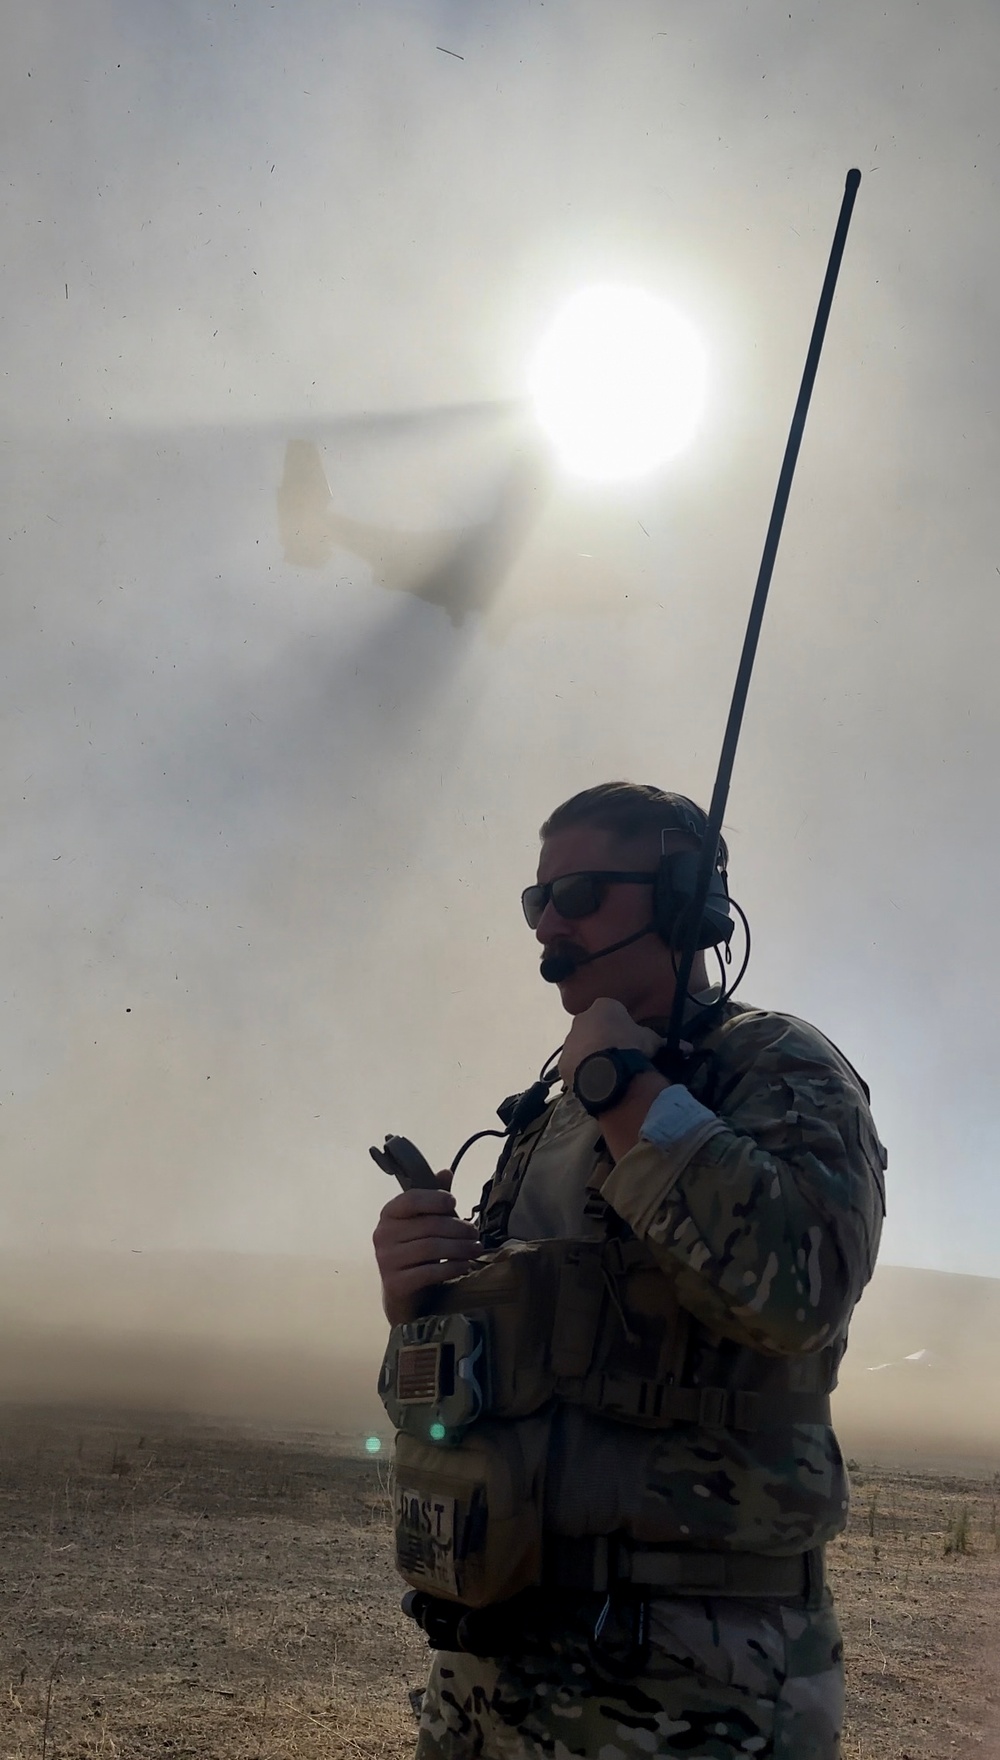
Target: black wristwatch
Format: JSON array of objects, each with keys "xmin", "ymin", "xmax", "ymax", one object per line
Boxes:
[{"xmin": 572, "ymin": 1047, "xmax": 654, "ymax": 1118}]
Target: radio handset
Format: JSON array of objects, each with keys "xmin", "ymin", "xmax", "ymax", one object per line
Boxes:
[
  {"xmin": 371, "ymin": 1060, "xmax": 559, "ymax": 1197},
  {"xmin": 369, "ymin": 1134, "xmax": 441, "ymax": 1193}
]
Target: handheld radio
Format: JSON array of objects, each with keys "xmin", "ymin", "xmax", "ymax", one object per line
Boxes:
[{"xmin": 369, "ymin": 1134, "xmax": 440, "ymax": 1192}]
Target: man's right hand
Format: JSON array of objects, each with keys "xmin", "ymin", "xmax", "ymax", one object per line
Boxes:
[{"xmin": 373, "ymin": 1172, "xmax": 483, "ymax": 1325}]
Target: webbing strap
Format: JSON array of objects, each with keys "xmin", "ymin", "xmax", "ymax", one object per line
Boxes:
[
  {"xmin": 582, "ymin": 1377, "xmax": 832, "ymax": 1430},
  {"xmin": 476, "ymin": 1104, "xmax": 553, "ymax": 1249},
  {"xmin": 544, "ymin": 1536, "xmax": 826, "ymax": 1603}
]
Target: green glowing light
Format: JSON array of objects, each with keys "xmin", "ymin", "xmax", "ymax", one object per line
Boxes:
[
  {"xmin": 364, "ymin": 1435, "xmax": 382, "ymax": 1454},
  {"xmin": 429, "ymin": 1422, "xmax": 447, "ymax": 1442}
]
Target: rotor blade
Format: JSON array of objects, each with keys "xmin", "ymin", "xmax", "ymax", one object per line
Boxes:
[
  {"xmin": 305, "ymin": 398, "xmax": 525, "ymax": 442},
  {"xmin": 253, "ymin": 398, "xmax": 525, "ymax": 450},
  {"xmin": 71, "ymin": 397, "xmax": 526, "ymax": 450}
]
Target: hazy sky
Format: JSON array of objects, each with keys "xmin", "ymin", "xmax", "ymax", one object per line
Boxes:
[{"xmin": 2, "ymin": 1, "xmax": 999, "ymax": 1277}]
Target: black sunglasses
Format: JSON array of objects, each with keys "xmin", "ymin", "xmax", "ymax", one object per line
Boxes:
[{"xmin": 521, "ymin": 870, "xmax": 655, "ymax": 930}]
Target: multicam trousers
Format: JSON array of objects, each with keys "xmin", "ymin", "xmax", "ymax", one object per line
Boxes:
[{"xmin": 413, "ymin": 1590, "xmax": 844, "ymax": 1759}]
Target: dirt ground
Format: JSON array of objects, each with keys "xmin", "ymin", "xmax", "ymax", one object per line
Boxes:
[{"xmin": 0, "ymin": 1406, "xmax": 997, "ymax": 1759}]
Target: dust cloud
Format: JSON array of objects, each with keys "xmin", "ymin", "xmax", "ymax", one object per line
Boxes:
[
  {"xmin": 1, "ymin": 1, "xmax": 1000, "ymax": 1331},
  {"xmin": 0, "ymin": 1251, "xmax": 388, "ymax": 1434},
  {"xmin": 2, "ymin": 1254, "xmax": 997, "ymax": 1469},
  {"xmin": 835, "ymin": 1265, "xmax": 1000, "ymax": 1467}
]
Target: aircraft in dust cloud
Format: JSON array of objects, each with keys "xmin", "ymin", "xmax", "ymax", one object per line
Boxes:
[
  {"xmin": 273, "ymin": 401, "xmax": 664, "ymax": 636},
  {"xmin": 277, "ymin": 436, "xmax": 550, "ymax": 626},
  {"xmin": 3, "ymin": 395, "xmax": 664, "ymax": 643}
]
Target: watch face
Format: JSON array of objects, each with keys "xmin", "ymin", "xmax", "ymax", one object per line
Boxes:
[{"xmin": 576, "ymin": 1052, "xmax": 619, "ymax": 1107}]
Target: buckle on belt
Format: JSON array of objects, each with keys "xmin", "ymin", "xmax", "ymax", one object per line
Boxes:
[
  {"xmin": 697, "ymin": 1386, "xmax": 729, "ymax": 1427},
  {"xmin": 732, "ymin": 1390, "xmax": 761, "ymax": 1430}
]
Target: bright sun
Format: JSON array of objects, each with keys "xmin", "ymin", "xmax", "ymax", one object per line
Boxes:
[{"xmin": 528, "ymin": 284, "xmax": 707, "ymax": 483}]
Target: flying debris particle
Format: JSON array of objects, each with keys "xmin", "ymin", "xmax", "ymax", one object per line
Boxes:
[
  {"xmin": 436, "ymin": 44, "xmax": 464, "ymax": 58},
  {"xmin": 638, "ymin": 522, "xmax": 649, "ymax": 537}
]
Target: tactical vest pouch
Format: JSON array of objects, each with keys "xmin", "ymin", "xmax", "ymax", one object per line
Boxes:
[
  {"xmin": 392, "ymin": 1415, "xmax": 551, "ymax": 1608},
  {"xmin": 380, "ymin": 1242, "xmax": 592, "ymax": 1441},
  {"xmin": 447, "ymin": 1235, "xmax": 694, "ymax": 1427},
  {"xmin": 437, "ymin": 1239, "xmax": 626, "ymax": 1416}
]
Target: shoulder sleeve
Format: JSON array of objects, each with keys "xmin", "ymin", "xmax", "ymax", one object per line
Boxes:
[{"xmin": 598, "ymin": 1010, "xmax": 888, "ymax": 1356}]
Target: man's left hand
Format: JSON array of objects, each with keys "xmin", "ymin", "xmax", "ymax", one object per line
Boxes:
[{"xmin": 558, "ymin": 998, "xmax": 663, "ymax": 1089}]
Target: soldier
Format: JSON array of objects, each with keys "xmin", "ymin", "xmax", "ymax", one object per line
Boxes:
[{"xmin": 373, "ymin": 781, "xmax": 886, "ymax": 1760}]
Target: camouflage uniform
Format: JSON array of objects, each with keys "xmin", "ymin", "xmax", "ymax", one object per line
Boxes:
[
  {"xmin": 407, "ymin": 1000, "xmax": 886, "ymax": 1759},
  {"xmin": 415, "ymin": 1590, "xmax": 843, "ymax": 1757}
]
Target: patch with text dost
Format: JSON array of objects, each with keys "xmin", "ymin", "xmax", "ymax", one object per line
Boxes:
[{"xmin": 395, "ymin": 1483, "xmax": 458, "ymax": 1594}]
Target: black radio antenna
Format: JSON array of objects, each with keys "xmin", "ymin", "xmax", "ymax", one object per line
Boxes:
[{"xmin": 666, "ymin": 168, "xmax": 862, "ymax": 1054}]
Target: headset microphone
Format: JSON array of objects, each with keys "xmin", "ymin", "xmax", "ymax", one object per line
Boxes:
[
  {"xmin": 539, "ymin": 923, "xmax": 657, "ymax": 985},
  {"xmin": 538, "ymin": 950, "xmax": 581, "ymax": 984}
]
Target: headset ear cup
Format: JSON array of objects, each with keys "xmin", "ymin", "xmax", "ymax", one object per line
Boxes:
[
  {"xmin": 653, "ymin": 855, "xmax": 681, "ymax": 943},
  {"xmin": 701, "ymin": 873, "xmax": 735, "ymax": 949},
  {"xmin": 654, "ymin": 852, "xmax": 734, "ymax": 950}
]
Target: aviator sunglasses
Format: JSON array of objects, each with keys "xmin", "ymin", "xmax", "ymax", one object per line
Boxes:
[{"xmin": 521, "ymin": 870, "xmax": 655, "ymax": 930}]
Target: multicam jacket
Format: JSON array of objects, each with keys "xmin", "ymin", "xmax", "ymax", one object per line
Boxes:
[{"xmin": 477, "ymin": 998, "xmax": 887, "ymax": 1557}]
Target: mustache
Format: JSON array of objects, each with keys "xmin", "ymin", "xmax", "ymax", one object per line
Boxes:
[{"xmin": 539, "ymin": 939, "xmax": 589, "ymax": 985}]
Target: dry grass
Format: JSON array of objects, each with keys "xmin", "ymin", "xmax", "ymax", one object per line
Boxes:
[
  {"xmin": 0, "ymin": 1407, "xmax": 998, "ymax": 1758},
  {"xmin": 831, "ymin": 1460, "xmax": 1000, "ymax": 1757},
  {"xmin": 0, "ymin": 1407, "xmax": 427, "ymax": 1759}
]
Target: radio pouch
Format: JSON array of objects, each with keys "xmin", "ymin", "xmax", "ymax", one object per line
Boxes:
[{"xmin": 392, "ymin": 1415, "xmax": 551, "ymax": 1607}]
